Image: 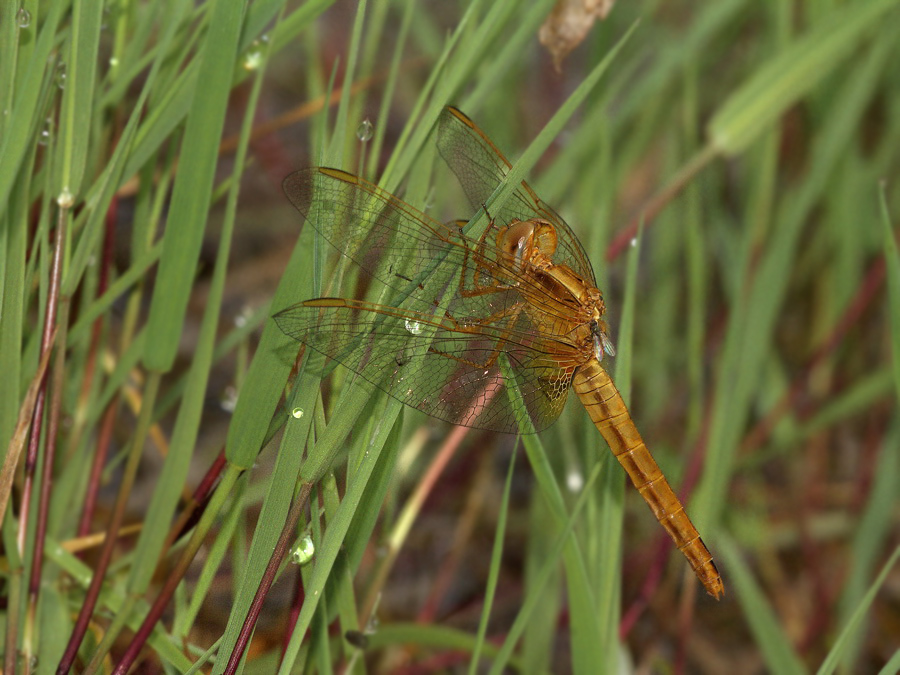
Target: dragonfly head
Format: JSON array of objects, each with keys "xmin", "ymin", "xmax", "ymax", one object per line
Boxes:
[
  {"xmin": 497, "ymin": 219, "xmax": 559, "ymax": 269},
  {"xmin": 590, "ymin": 320, "xmax": 616, "ymax": 361}
]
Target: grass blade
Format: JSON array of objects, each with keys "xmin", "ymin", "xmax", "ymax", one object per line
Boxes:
[{"xmin": 143, "ymin": 0, "xmax": 246, "ymax": 372}]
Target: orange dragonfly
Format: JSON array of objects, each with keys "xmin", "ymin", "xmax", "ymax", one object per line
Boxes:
[{"xmin": 276, "ymin": 106, "xmax": 723, "ymax": 599}]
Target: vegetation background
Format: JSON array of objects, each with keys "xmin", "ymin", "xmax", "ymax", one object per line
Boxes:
[{"xmin": 1, "ymin": 0, "xmax": 898, "ymax": 673}]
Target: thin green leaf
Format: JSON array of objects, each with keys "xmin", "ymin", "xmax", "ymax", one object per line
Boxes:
[
  {"xmin": 143, "ymin": 0, "xmax": 246, "ymax": 372},
  {"xmin": 56, "ymin": 0, "xmax": 103, "ymax": 198},
  {"xmin": 817, "ymin": 546, "xmax": 900, "ymax": 675},
  {"xmin": 718, "ymin": 536, "xmax": 807, "ymax": 675},
  {"xmin": 708, "ymin": 0, "xmax": 899, "ymax": 154}
]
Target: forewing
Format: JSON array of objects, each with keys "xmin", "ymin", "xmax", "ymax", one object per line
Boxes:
[
  {"xmin": 274, "ymin": 299, "xmax": 573, "ymax": 433},
  {"xmin": 281, "ymin": 166, "xmax": 581, "ymax": 330},
  {"xmin": 436, "ymin": 106, "xmax": 596, "ymax": 282},
  {"xmin": 283, "ymin": 167, "xmax": 464, "ymax": 299}
]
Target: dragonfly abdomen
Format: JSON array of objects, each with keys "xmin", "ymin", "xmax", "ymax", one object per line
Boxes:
[{"xmin": 572, "ymin": 358, "xmax": 724, "ymax": 599}]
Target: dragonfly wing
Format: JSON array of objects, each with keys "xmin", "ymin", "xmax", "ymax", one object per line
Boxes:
[
  {"xmin": 283, "ymin": 167, "xmax": 476, "ymax": 302},
  {"xmin": 274, "ymin": 299, "xmax": 573, "ymax": 434},
  {"xmin": 436, "ymin": 106, "xmax": 596, "ymax": 283},
  {"xmin": 281, "ymin": 166, "xmax": 581, "ymax": 337}
]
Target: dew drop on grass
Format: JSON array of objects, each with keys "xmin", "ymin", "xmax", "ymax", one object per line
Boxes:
[
  {"xmin": 57, "ymin": 187, "xmax": 74, "ymax": 208},
  {"xmin": 566, "ymin": 469, "xmax": 584, "ymax": 492},
  {"xmin": 404, "ymin": 318, "xmax": 422, "ymax": 335},
  {"xmin": 220, "ymin": 386, "xmax": 238, "ymax": 413},
  {"xmin": 234, "ymin": 305, "xmax": 252, "ymax": 327},
  {"xmin": 291, "ymin": 407, "xmax": 304, "ymax": 419},
  {"xmin": 290, "ymin": 536, "xmax": 315, "ymax": 565},
  {"xmin": 38, "ymin": 119, "xmax": 51, "ymax": 146},
  {"xmin": 242, "ymin": 41, "xmax": 263, "ymax": 71},
  {"xmin": 356, "ymin": 118, "xmax": 373, "ymax": 142},
  {"xmin": 16, "ymin": 7, "xmax": 31, "ymax": 28}
]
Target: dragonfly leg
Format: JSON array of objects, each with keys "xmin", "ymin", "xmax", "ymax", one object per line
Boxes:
[
  {"xmin": 457, "ymin": 216, "xmax": 523, "ymax": 297},
  {"xmin": 428, "ymin": 301, "xmax": 527, "ymax": 370}
]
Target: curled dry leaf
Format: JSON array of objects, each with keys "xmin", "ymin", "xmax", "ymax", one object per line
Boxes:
[{"xmin": 539, "ymin": 0, "xmax": 616, "ymax": 70}]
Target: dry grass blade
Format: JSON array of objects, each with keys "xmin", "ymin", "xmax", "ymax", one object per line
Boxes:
[{"xmin": 0, "ymin": 328, "xmax": 56, "ymax": 526}]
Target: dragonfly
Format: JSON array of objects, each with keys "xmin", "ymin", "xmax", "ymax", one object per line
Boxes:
[{"xmin": 275, "ymin": 106, "xmax": 723, "ymax": 599}]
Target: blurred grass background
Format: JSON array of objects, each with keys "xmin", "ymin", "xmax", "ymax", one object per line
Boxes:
[{"xmin": 1, "ymin": 0, "xmax": 899, "ymax": 673}]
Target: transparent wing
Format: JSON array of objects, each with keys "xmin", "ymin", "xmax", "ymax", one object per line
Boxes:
[
  {"xmin": 282, "ymin": 167, "xmax": 579, "ymax": 328},
  {"xmin": 436, "ymin": 106, "xmax": 596, "ymax": 283},
  {"xmin": 275, "ymin": 298, "xmax": 575, "ymax": 433}
]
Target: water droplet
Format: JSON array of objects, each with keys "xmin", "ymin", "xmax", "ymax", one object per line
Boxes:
[
  {"xmin": 259, "ymin": 33, "xmax": 270, "ymax": 43},
  {"xmin": 57, "ymin": 187, "xmax": 74, "ymax": 208},
  {"xmin": 629, "ymin": 237, "xmax": 637, "ymax": 247},
  {"xmin": 356, "ymin": 118, "xmax": 374, "ymax": 142},
  {"xmin": 16, "ymin": 7, "xmax": 31, "ymax": 28},
  {"xmin": 404, "ymin": 318, "xmax": 422, "ymax": 335},
  {"xmin": 38, "ymin": 119, "xmax": 51, "ymax": 146},
  {"xmin": 109, "ymin": 56, "xmax": 119, "ymax": 68},
  {"xmin": 233, "ymin": 304, "xmax": 254, "ymax": 328},
  {"xmin": 55, "ymin": 63, "xmax": 67, "ymax": 89},
  {"xmin": 566, "ymin": 470, "xmax": 584, "ymax": 492},
  {"xmin": 291, "ymin": 407, "xmax": 304, "ymax": 419},
  {"xmin": 220, "ymin": 386, "xmax": 238, "ymax": 413},
  {"xmin": 290, "ymin": 536, "xmax": 315, "ymax": 565},
  {"xmin": 242, "ymin": 41, "xmax": 263, "ymax": 71}
]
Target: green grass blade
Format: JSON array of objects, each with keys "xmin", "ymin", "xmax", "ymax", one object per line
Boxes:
[
  {"xmin": 877, "ymin": 650, "xmax": 900, "ymax": 675},
  {"xmin": 468, "ymin": 446, "xmax": 517, "ymax": 674},
  {"xmin": 324, "ymin": 0, "xmax": 367, "ymax": 166},
  {"xmin": 880, "ymin": 183, "xmax": 900, "ymax": 396},
  {"xmin": 829, "ymin": 185, "xmax": 900, "ymax": 672},
  {"xmin": 693, "ymin": 30, "xmax": 894, "ymax": 532},
  {"xmin": 501, "ymin": 355, "xmax": 602, "ymax": 675},
  {"xmin": 0, "ymin": 161, "xmax": 32, "ymax": 460},
  {"xmin": 225, "ymin": 225, "xmax": 316, "ymax": 469},
  {"xmin": 367, "ymin": 623, "xmax": 525, "ymax": 670},
  {"xmin": 55, "ymin": 0, "xmax": 103, "ymax": 199},
  {"xmin": 488, "ymin": 464, "xmax": 602, "ymax": 675},
  {"xmin": 0, "ymin": 1, "xmax": 21, "ymax": 133},
  {"xmin": 708, "ymin": 0, "xmax": 900, "ymax": 155},
  {"xmin": 717, "ymin": 536, "xmax": 806, "ymax": 675},
  {"xmin": 276, "ymin": 400, "xmax": 404, "ymax": 674},
  {"xmin": 143, "ymin": 0, "xmax": 246, "ymax": 372},
  {"xmin": 817, "ymin": 546, "xmax": 900, "ymax": 675},
  {"xmin": 836, "ymin": 421, "xmax": 900, "ymax": 673},
  {"xmin": 212, "ymin": 370, "xmax": 319, "ymax": 674},
  {"xmin": 127, "ymin": 19, "xmax": 278, "ymax": 595},
  {"xmin": 0, "ymin": 0, "xmax": 66, "ymax": 219}
]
